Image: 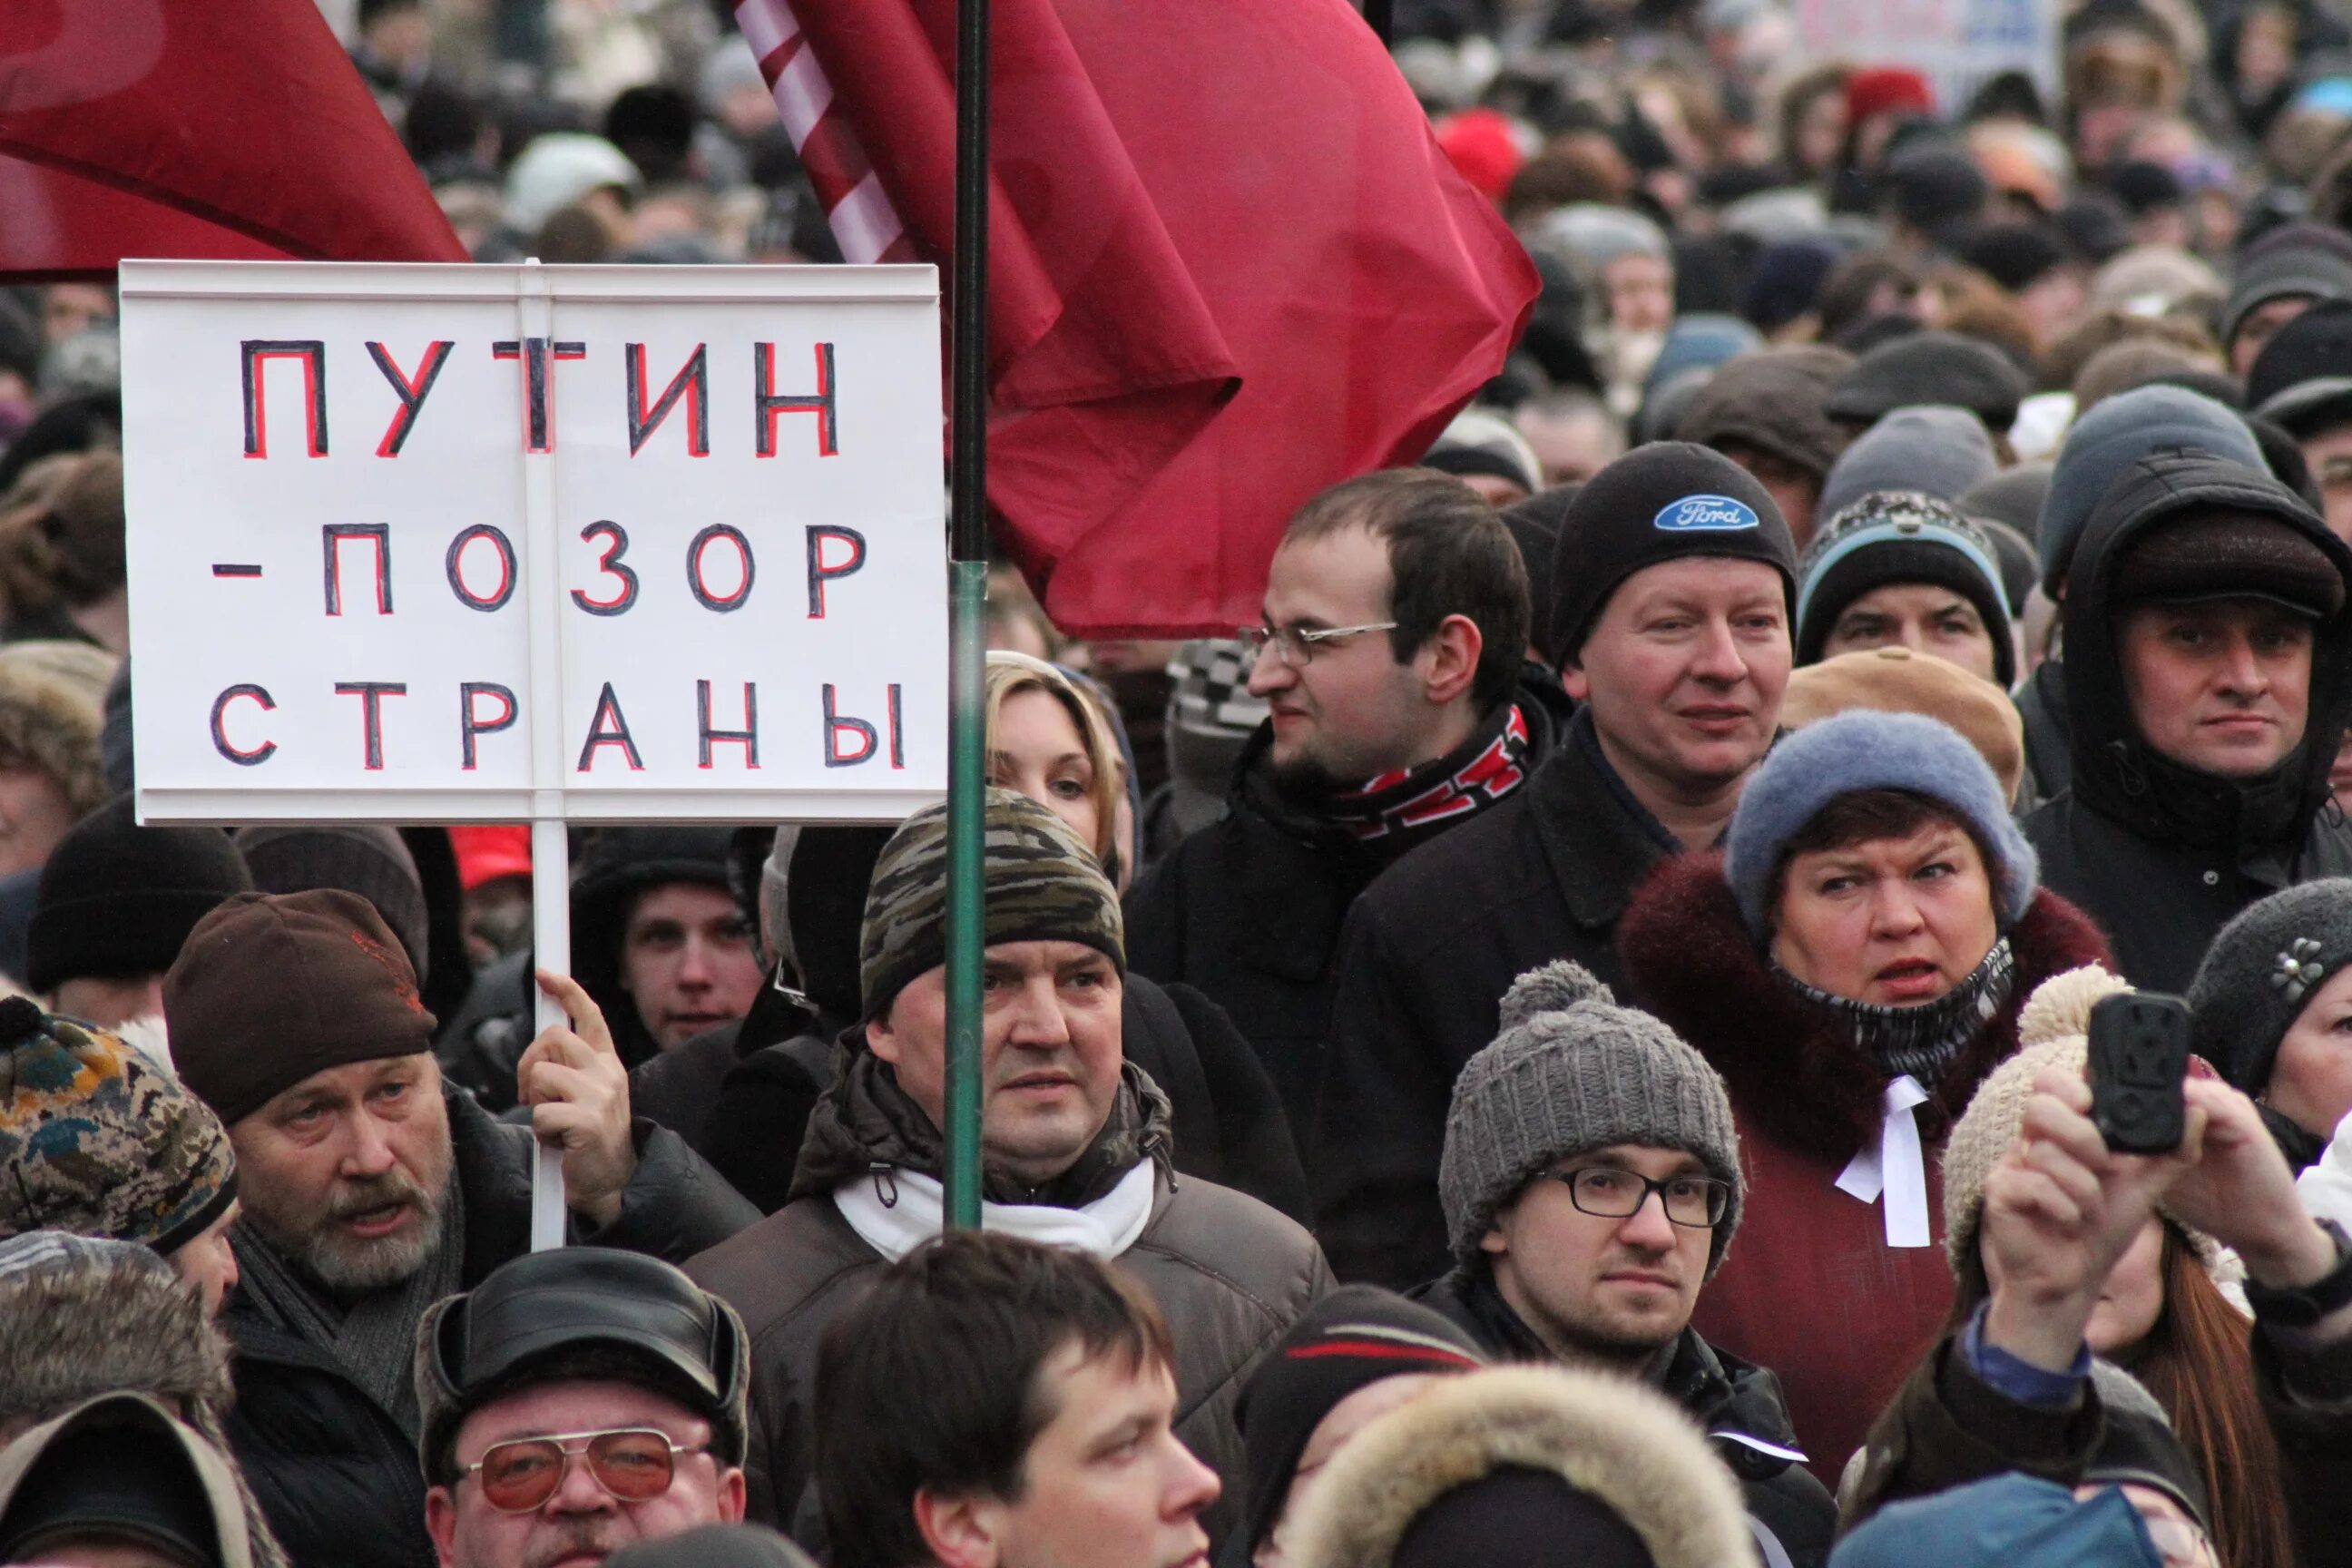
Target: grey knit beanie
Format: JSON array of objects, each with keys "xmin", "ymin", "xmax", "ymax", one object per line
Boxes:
[
  {"xmin": 1724, "ymin": 710, "xmax": 2036, "ymax": 940},
  {"xmin": 2186, "ymin": 878, "xmax": 2352, "ymax": 1095},
  {"xmin": 1438, "ymin": 962, "xmax": 1741, "ymax": 1272},
  {"xmin": 1815, "ymin": 406, "xmax": 1998, "ymax": 523}
]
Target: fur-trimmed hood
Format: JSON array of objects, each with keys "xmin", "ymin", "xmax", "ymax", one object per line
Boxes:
[
  {"xmin": 1289, "ymin": 1365, "xmax": 1758, "ymax": 1568},
  {"xmin": 1618, "ymin": 851, "xmax": 2112, "ymax": 1165},
  {"xmin": 0, "ymin": 1238, "xmax": 290, "ymax": 1568}
]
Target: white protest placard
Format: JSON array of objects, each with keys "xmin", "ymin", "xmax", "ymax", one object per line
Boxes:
[
  {"xmin": 119, "ymin": 260, "xmax": 946, "ymax": 825},
  {"xmin": 1789, "ymin": 0, "xmax": 2057, "ymax": 119}
]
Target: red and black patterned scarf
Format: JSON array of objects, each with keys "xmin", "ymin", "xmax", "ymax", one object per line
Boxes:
[{"xmin": 1326, "ymin": 703, "xmax": 1532, "ymax": 860}]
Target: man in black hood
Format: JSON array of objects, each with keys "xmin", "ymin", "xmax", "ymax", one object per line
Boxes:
[
  {"xmin": 2024, "ymin": 450, "xmax": 2352, "ymax": 989},
  {"xmin": 1124, "ymin": 470, "xmax": 1563, "ymax": 1134}
]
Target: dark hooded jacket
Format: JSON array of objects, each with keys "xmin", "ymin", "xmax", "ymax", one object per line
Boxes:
[
  {"xmin": 1125, "ymin": 669, "xmax": 1572, "ymax": 1135},
  {"xmin": 1310, "ymin": 705, "xmax": 1677, "ymax": 1289},
  {"xmin": 684, "ymin": 1052, "xmax": 1329, "ymax": 1553},
  {"xmin": 2023, "ymin": 453, "xmax": 2352, "ymax": 991},
  {"xmin": 1415, "ymin": 1266, "xmax": 1837, "ymax": 1568},
  {"xmin": 219, "ymin": 1086, "xmax": 759, "ymax": 1568},
  {"xmin": 1617, "ymin": 853, "xmax": 2112, "ymax": 1481}
]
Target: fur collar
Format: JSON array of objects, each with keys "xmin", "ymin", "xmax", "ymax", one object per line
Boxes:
[
  {"xmin": 1617, "ymin": 852, "xmax": 2112, "ymax": 1164},
  {"xmin": 1289, "ymin": 1365, "xmax": 1754, "ymax": 1568}
]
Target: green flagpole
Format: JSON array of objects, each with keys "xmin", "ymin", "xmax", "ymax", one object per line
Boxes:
[{"xmin": 943, "ymin": 0, "xmax": 992, "ymax": 1231}]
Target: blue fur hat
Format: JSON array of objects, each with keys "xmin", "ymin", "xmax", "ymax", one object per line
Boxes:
[{"xmin": 1724, "ymin": 710, "xmax": 2037, "ymax": 939}]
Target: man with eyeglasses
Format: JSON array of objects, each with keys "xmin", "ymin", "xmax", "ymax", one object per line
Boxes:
[
  {"xmin": 1412, "ymin": 959, "xmax": 1837, "ymax": 1568},
  {"xmin": 1125, "ymin": 468, "xmax": 1562, "ymax": 1134},
  {"xmin": 417, "ymin": 1247, "xmax": 750, "ymax": 1568}
]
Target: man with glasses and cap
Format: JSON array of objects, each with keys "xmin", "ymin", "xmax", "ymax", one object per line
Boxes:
[
  {"xmin": 1124, "ymin": 468, "xmax": 1563, "ymax": 1134},
  {"xmin": 1411, "ymin": 960, "xmax": 1837, "ymax": 1568},
  {"xmin": 416, "ymin": 1247, "xmax": 750, "ymax": 1568}
]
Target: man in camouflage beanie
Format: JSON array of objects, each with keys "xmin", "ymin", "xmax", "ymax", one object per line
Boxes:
[
  {"xmin": 858, "ymin": 788, "xmax": 1125, "ymax": 1020},
  {"xmin": 682, "ymin": 789, "xmax": 1328, "ymax": 1543},
  {"xmin": 0, "ymin": 996, "xmax": 242, "ymax": 1316}
]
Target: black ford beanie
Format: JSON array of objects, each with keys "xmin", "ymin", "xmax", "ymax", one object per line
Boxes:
[
  {"xmin": 1234, "ymin": 1285, "xmax": 1483, "ymax": 1552},
  {"xmin": 27, "ymin": 796, "xmax": 253, "ymax": 994},
  {"xmin": 1549, "ymin": 443, "xmax": 1797, "ymax": 662}
]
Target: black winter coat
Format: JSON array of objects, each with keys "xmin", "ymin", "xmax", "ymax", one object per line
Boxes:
[
  {"xmin": 683, "ymin": 976, "xmax": 1310, "ymax": 1220},
  {"xmin": 219, "ymin": 1086, "xmax": 760, "ymax": 1568},
  {"xmin": 1311, "ymin": 710, "xmax": 1676, "ymax": 1287},
  {"xmin": 1124, "ymin": 671, "xmax": 1570, "ymax": 1135},
  {"xmin": 2022, "ymin": 453, "xmax": 2352, "ymax": 992},
  {"xmin": 1415, "ymin": 1268, "xmax": 1836, "ymax": 1568},
  {"xmin": 2014, "ymin": 656, "xmax": 2070, "ymax": 808}
]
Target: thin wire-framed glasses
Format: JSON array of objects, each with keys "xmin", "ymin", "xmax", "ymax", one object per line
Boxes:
[{"xmin": 1236, "ymin": 621, "xmax": 1399, "ymax": 668}]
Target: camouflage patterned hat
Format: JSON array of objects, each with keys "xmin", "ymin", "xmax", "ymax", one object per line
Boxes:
[
  {"xmin": 859, "ymin": 789, "xmax": 1124, "ymax": 1020},
  {"xmin": 0, "ymin": 995, "xmax": 238, "ymax": 1255}
]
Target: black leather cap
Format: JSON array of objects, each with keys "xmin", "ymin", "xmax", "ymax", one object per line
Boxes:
[{"xmin": 414, "ymin": 1247, "xmax": 749, "ymax": 1485}]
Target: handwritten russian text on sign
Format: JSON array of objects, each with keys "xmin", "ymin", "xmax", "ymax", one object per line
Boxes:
[{"xmin": 122, "ymin": 261, "xmax": 946, "ymax": 822}]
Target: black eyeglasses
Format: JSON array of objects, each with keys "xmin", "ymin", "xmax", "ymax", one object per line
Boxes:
[{"xmin": 1542, "ymin": 1167, "xmax": 1730, "ymax": 1229}]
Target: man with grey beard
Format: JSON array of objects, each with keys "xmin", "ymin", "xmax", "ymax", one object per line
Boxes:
[{"xmin": 164, "ymin": 890, "xmax": 758, "ymax": 1568}]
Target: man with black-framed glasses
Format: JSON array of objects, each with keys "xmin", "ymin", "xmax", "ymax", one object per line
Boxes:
[
  {"xmin": 1412, "ymin": 958, "xmax": 1837, "ymax": 1568},
  {"xmin": 1125, "ymin": 468, "xmax": 1563, "ymax": 1135},
  {"xmin": 416, "ymin": 1247, "xmax": 750, "ymax": 1568}
]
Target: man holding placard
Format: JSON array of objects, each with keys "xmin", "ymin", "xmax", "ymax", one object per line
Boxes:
[{"xmin": 163, "ymin": 888, "xmax": 759, "ymax": 1568}]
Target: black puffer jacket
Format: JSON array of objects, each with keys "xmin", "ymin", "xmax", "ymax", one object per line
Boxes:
[
  {"xmin": 2024, "ymin": 453, "xmax": 2352, "ymax": 990},
  {"xmin": 1312, "ymin": 708, "xmax": 1677, "ymax": 1287},
  {"xmin": 219, "ymin": 1086, "xmax": 760, "ymax": 1568},
  {"xmin": 1415, "ymin": 1267, "xmax": 1836, "ymax": 1568},
  {"xmin": 1125, "ymin": 670, "xmax": 1570, "ymax": 1134}
]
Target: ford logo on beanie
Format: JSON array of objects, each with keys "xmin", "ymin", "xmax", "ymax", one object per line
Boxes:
[
  {"xmin": 1653, "ymin": 494, "xmax": 1761, "ymax": 533},
  {"xmin": 1545, "ymin": 444, "xmax": 1798, "ymax": 664}
]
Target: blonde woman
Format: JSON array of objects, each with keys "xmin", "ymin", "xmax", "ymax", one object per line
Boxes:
[{"xmin": 985, "ymin": 652, "xmax": 1134, "ymax": 891}]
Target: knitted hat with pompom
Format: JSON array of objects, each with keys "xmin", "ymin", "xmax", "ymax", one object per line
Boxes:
[
  {"xmin": 1941, "ymin": 965, "xmax": 2216, "ymax": 1272},
  {"xmin": 1437, "ymin": 961, "xmax": 1741, "ymax": 1271}
]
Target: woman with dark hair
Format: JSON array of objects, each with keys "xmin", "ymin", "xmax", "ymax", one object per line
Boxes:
[{"xmin": 1618, "ymin": 710, "xmax": 2112, "ymax": 1477}]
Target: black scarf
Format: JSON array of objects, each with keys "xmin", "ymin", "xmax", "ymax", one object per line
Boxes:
[
  {"xmin": 789, "ymin": 1044, "xmax": 1174, "ymax": 1208},
  {"xmin": 1773, "ymin": 936, "xmax": 2018, "ymax": 1084},
  {"xmin": 1321, "ymin": 701, "xmax": 1534, "ymax": 867}
]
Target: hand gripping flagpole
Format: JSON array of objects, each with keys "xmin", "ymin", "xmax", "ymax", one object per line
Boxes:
[{"xmin": 942, "ymin": 0, "xmax": 993, "ymax": 1231}]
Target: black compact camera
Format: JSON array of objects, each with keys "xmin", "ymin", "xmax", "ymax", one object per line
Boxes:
[{"xmin": 2086, "ymin": 991, "xmax": 2191, "ymax": 1156}]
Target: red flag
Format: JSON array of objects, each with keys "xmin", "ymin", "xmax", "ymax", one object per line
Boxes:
[
  {"xmin": 743, "ymin": 0, "xmax": 1536, "ymax": 635},
  {"xmin": 0, "ymin": 0, "xmax": 465, "ymax": 279}
]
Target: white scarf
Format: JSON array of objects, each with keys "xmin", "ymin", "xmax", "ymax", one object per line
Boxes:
[{"xmin": 833, "ymin": 1161, "xmax": 1159, "ymax": 1261}]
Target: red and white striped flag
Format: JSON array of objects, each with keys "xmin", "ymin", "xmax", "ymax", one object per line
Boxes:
[{"xmin": 741, "ymin": 0, "xmax": 1535, "ymax": 636}]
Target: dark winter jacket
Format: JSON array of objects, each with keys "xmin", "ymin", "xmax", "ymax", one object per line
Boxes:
[
  {"xmin": 219, "ymin": 1085, "xmax": 760, "ymax": 1568},
  {"xmin": 683, "ymin": 1056, "xmax": 1329, "ymax": 1553},
  {"xmin": 681, "ymin": 977, "xmax": 1309, "ymax": 1220},
  {"xmin": 1311, "ymin": 707, "xmax": 1679, "ymax": 1288},
  {"xmin": 1618, "ymin": 853, "xmax": 2112, "ymax": 1480},
  {"xmin": 2014, "ymin": 656, "xmax": 2070, "ymax": 808},
  {"xmin": 1846, "ymin": 1321, "xmax": 2352, "ymax": 1563},
  {"xmin": 1125, "ymin": 671, "xmax": 1571, "ymax": 1134},
  {"xmin": 627, "ymin": 969, "xmax": 825, "ymax": 1156},
  {"xmin": 2024, "ymin": 453, "xmax": 2352, "ymax": 991},
  {"xmin": 1416, "ymin": 1267, "xmax": 1836, "ymax": 1568}
]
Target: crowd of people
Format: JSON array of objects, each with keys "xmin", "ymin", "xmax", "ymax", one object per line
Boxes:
[{"xmin": 21, "ymin": 0, "xmax": 2352, "ymax": 1563}]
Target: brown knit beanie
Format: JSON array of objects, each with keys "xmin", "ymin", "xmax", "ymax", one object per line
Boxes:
[
  {"xmin": 164, "ymin": 890, "xmax": 439, "ymax": 1126},
  {"xmin": 1780, "ymin": 647, "xmax": 2026, "ymax": 805}
]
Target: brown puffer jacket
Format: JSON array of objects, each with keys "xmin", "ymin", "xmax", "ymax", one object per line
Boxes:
[{"xmin": 684, "ymin": 1061, "xmax": 1330, "ymax": 1553}]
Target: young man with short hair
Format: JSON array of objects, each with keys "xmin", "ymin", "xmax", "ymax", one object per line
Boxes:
[
  {"xmin": 1125, "ymin": 470, "xmax": 1557, "ymax": 1132},
  {"xmin": 1416, "ymin": 960, "xmax": 1834, "ymax": 1566},
  {"xmin": 1314, "ymin": 443, "xmax": 1797, "ymax": 1287},
  {"xmin": 814, "ymin": 1231, "xmax": 1220, "ymax": 1568}
]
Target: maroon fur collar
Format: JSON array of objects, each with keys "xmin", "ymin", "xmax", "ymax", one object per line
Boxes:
[{"xmin": 1616, "ymin": 852, "xmax": 2113, "ymax": 1164}]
